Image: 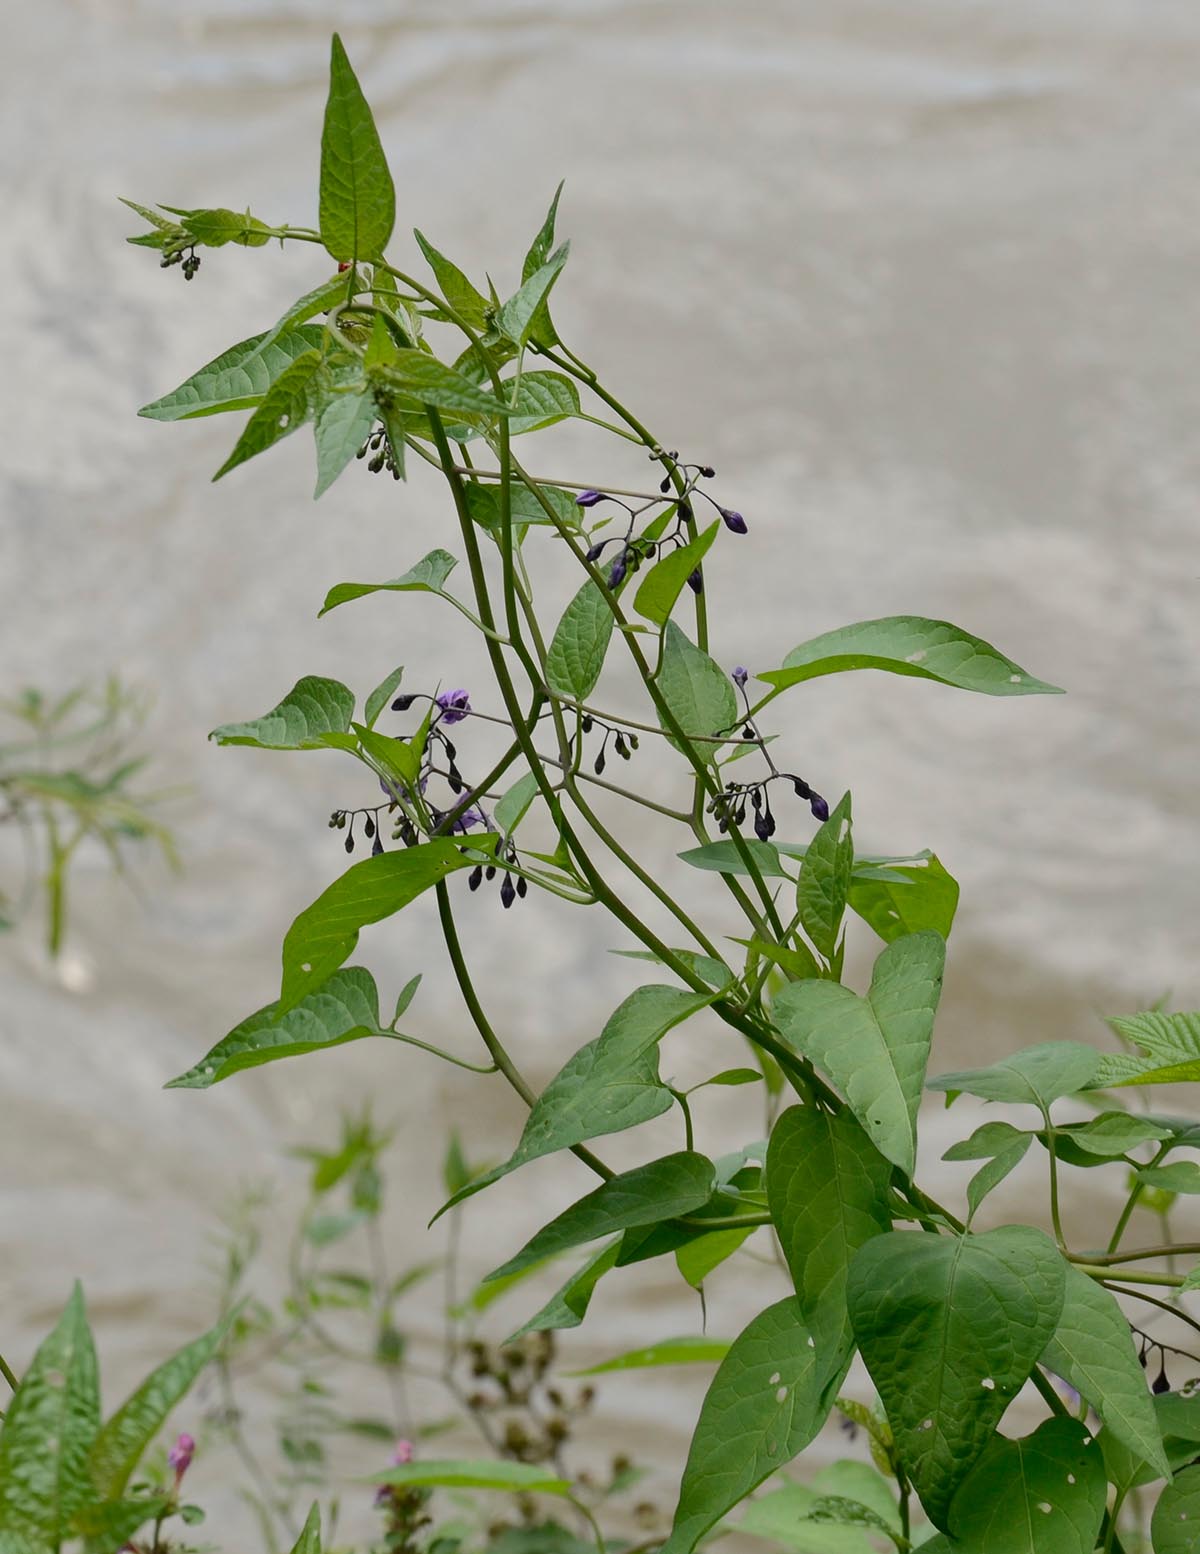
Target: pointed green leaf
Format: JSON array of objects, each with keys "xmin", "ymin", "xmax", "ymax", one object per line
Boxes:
[
  {"xmin": 674, "ymin": 1226, "xmax": 755, "ymax": 1287},
  {"xmin": 0, "ymin": 1283, "xmax": 99, "ymax": 1551},
  {"xmin": 1040, "ymin": 1263, "xmax": 1169, "ymax": 1478},
  {"xmin": 168, "ymin": 205, "xmax": 273, "ymax": 247},
  {"xmin": 497, "ymin": 243, "xmax": 569, "ymax": 349},
  {"xmin": 943, "ymin": 1120, "xmax": 1031, "ymax": 1161},
  {"xmin": 138, "ymin": 327, "xmax": 326, "ymax": 421},
  {"xmin": 677, "ymin": 839, "xmax": 791, "ymax": 879},
  {"xmin": 773, "ymin": 931, "xmax": 945, "ymax": 1176},
  {"xmin": 660, "ymin": 1298, "xmax": 826, "ymax": 1554},
  {"xmin": 413, "ymin": 230, "xmax": 490, "ymax": 329},
  {"xmin": 767, "ymin": 1106, "xmax": 892, "ymax": 1400},
  {"xmin": 1152, "ymin": 1463, "xmax": 1200, "ymax": 1551},
  {"xmin": 849, "ymin": 853, "xmax": 960, "ymax": 944},
  {"xmin": 320, "ymin": 548, "xmax": 459, "ymax": 616},
  {"xmin": 656, "ymin": 621, "xmax": 737, "ymax": 756},
  {"xmin": 87, "ymin": 1317, "xmax": 228, "ymax": 1498},
  {"xmin": 1091, "ymin": 1011, "xmax": 1200, "ymax": 1088},
  {"xmin": 1137, "ymin": 1162, "xmax": 1200, "ymax": 1194},
  {"xmin": 165, "ymin": 967, "xmax": 385, "ymax": 1089},
  {"xmin": 485, "ymin": 1152, "xmax": 715, "ymax": 1283},
  {"xmin": 928, "ymin": 1043, "xmax": 1100, "ymax": 1109},
  {"xmin": 796, "ymin": 792, "xmax": 853, "ymax": 960},
  {"xmin": 352, "ymin": 723, "xmax": 421, "ymax": 788},
  {"xmin": 847, "ymin": 1226, "xmax": 1066, "ymax": 1529},
  {"xmin": 633, "ymin": 521, "xmax": 720, "ymax": 626},
  {"xmin": 74, "ymin": 1495, "xmax": 170, "ymax": 1554},
  {"xmin": 253, "ymin": 272, "xmax": 353, "ymax": 361},
  {"xmin": 1050, "ymin": 1112, "xmax": 1173, "ymax": 1160},
  {"xmin": 369, "ymin": 1459, "xmax": 569, "ymax": 1494},
  {"xmin": 734, "ymin": 1482, "xmax": 878, "ymax": 1552},
  {"xmin": 494, "ymin": 771, "xmax": 541, "ymax": 836},
  {"xmin": 505, "ymin": 1240, "xmax": 621, "ymax": 1342},
  {"xmin": 374, "ymin": 353, "xmax": 509, "ymax": 417},
  {"xmin": 319, "ymin": 35, "xmax": 395, "ymax": 262},
  {"xmin": 505, "ymin": 370, "xmax": 580, "ymax": 435},
  {"xmin": 364, "ymin": 666, "xmax": 405, "ymax": 730},
  {"xmin": 568, "ymin": 1338, "xmax": 731, "ymax": 1376},
  {"xmin": 281, "ymin": 840, "xmax": 479, "ymax": 1008},
  {"xmin": 966, "ymin": 1138, "xmax": 1031, "ymax": 1219},
  {"xmin": 213, "ymin": 349, "xmax": 324, "ymax": 481},
  {"xmin": 947, "ymin": 1418, "xmax": 1106, "ymax": 1553},
  {"xmin": 545, "ymin": 579, "xmax": 615, "ymax": 700},
  {"xmin": 520, "ymin": 182, "xmax": 565, "ymax": 349},
  {"xmin": 209, "ymin": 675, "xmax": 355, "ymax": 750},
  {"xmin": 313, "ymin": 385, "xmax": 377, "ymax": 497},
  {"xmin": 464, "ymin": 480, "xmax": 580, "ymax": 532},
  {"xmin": 759, "ymin": 617, "xmax": 1063, "ymax": 698},
  {"xmin": 289, "ymin": 1502, "xmax": 322, "ymax": 1554}
]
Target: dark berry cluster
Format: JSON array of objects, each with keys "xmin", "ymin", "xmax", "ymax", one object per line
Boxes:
[
  {"xmin": 160, "ymin": 245, "xmax": 200, "ymax": 280},
  {"xmin": 579, "ymin": 712, "xmax": 639, "ymax": 774},
  {"xmin": 356, "ymin": 420, "xmax": 403, "ymax": 478},
  {"xmin": 708, "ymin": 664, "xmax": 828, "ymax": 836},
  {"xmin": 467, "ymin": 839, "xmax": 527, "ymax": 909}
]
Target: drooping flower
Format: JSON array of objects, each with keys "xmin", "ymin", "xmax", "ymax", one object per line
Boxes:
[{"xmin": 435, "ymin": 689, "xmax": 471, "ymax": 725}]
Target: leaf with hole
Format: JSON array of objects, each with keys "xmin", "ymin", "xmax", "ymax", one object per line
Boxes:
[{"xmin": 946, "ymin": 1417, "xmax": 1106, "ymax": 1553}]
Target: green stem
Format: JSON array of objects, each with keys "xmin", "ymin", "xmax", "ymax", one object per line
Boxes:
[
  {"xmin": 1107, "ymin": 1142, "xmax": 1170, "ymax": 1253},
  {"xmin": 0, "ymin": 1351, "xmax": 18, "ymax": 1392},
  {"xmin": 386, "ymin": 1030, "xmax": 499, "ymax": 1075},
  {"xmin": 1072, "ymin": 1263, "xmax": 1185, "ymax": 1288}
]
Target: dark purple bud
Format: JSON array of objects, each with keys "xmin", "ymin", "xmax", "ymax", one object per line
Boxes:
[
  {"xmin": 809, "ymin": 793, "xmax": 830, "ymax": 823},
  {"xmin": 792, "ymin": 777, "xmax": 813, "ymax": 800},
  {"xmin": 364, "ymin": 816, "xmax": 376, "ymax": 839},
  {"xmin": 345, "ymin": 833, "xmax": 355, "ymax": 853},
  {"xmin": 608, "ymin": 557, "xmax": 627, "ymax": 589},
  {"xmin": 1154, "ymin": 1363, "xmax": 1171, "ymax": 1395},
  {"xmin": 500, "ymin": 874, "xmax": 517, "ymax": 909},
  {"xmin": 659, "ymin": 476, "xmax": 671, "ymax": 493},
  {"xmin": 372, "ymin": 833, "xmax": 384, "ymax": 855},
  {"xmin": 594, "ymin": 747, "xmax": 606, "ymax": 775},
  {"xmin": 700, "ymin": 465, "xmax": 716, "ymax": 479},
  {"xmin": 628, "ymin": 733, "xmax": 639, "ymax": 750},
  {"xmin": 468, "ymin": 865, "xmax": 483, "ymax": 891},
  {"xmin": 754, "ymin": 812, "xmax": 771, "ymax": 841},
  {"xmin": 516, "ymin": 876, "xmax": 528, "ymax": 898},
  {"xmin": 585, "ymin": 541, "xmax": 605, "ymax": 563},
  {"xmin": 732, "ymin": 666, "xmax": 749, "ymax": 687},
  {"xmin": 720, "ymin": 507, "xmax": 748, "ymax": 535},
  {"xmin": 485, "ymin": 864, "xmax": 497, "ymax": 881},
  {"xmin": 575, "ymin": 490, "xmax": 604, "ymax": 508},
  {"xmin": 391, "ymin": 693, "xmax": 416, "ymax": 712},
  {"xmin": 687, "ymin": 569, "xmax": 703, "ymax": 594},
  {"xmin": 436, "ymin": 689, "xmax": 471, "ymax": 725},
  {"xmin": 580, "ymin": 714, "xmax": 594, "ymax": 733}
]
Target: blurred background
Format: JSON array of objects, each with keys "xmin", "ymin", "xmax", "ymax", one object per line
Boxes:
[{"xmin": 2, "ymin": 0, "xmax": 1199, "ymax": 1543}]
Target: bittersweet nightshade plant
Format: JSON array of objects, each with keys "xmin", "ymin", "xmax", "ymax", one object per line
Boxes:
[{"xmin": 4, "ymin": 30, "xmax": 1199, "ymax": 1554}]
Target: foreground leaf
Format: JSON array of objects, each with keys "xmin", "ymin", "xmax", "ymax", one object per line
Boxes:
[
  {"xmin": 633, "ymin": 521, "xmax": 720, "ymax": 626},
  {"xmin": 319, "ymin": 34, "xmax": 395, "ymax": 262},
  {"xmin": 849, "ymin": 852, "xmax": 959, "ymax": 944},
  {"xmin": 505, "ymin": 1241, "xmax": 621, "ymax": 1342},
  {"xmin": 660, "ymin": 1299, "xmax": 825, "ymax": 1554},
  {"xmin": 928, "ymin": 1043, "xmax": 1099, "ymax": 1109},
  {"xmin": 413, "ymin": 230, "xmax": 490, "ymax": 329},
  {"xmin": 320, "ymin": 549, "xmax": 459, "ymax": 617},
  {"xmin": 289, "ymin": 1503, "xmax": 322, "ymax": 1554},
  {"xmin": 213, "ymin": 349, "xmax": 324, "ymax": 481},
  {"xmin": 138, "ymin": 327, "xmax": 326, "ymax": 421},
  {"xmin": 772, "ymin": 932, "xmax": 946, "ymax": 1176},
  {"xmin": 209, "ymin": 675, "xmax": 355, "ymax": 751},
  {"xmin": 545, "ymin": 579, "xmax": 615, "ymax": 701},
  {"xmin": 1152, "ymin": 1463, "xmax": 1200, "ymax": 1552},
  {"xmin": 73, "ymin": 1496, "xmax": 170, "ymax": 1554},
  {"xmin": 759, "ymin": 617, "xmax": 1063, "ymax": 698},
  {"xmin": 313, "ymin": 385, "xmax": 377, "ymax": 497},
  {"xmin": 519, "ymin": 183, "xmax": 565, "ymax": 349},
  {"xmin": 1091, "ymin": 1011, "xmax": 1200, "ymax": 1088},
  {"xmin": 497, "ymin": 243, "xmax": 569, "ymax": 349},
  {"xmin": 946, "ymin": 1417, "xmax": 1106, "ymax": 1553},
  {"xmin": 796, "ymin": 792, "xmax": 853, "ymax": 960},
  {"xmin": 656, "ymin": 621, "xmax": 737, "ymax": 756},
  {"xmin": 847, "ymin": 1226, "xmax": 1066, "ymax": 1529}
]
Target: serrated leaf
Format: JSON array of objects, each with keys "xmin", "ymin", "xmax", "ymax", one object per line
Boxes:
[
  {"xmin": 1040, "ymin": 1263, "xmax": 1168, "ymax": 1478},
  {"xmin": 165, "ymin": 967, "xmax": 385, "ymax": 1089},
  {"xmin": 928, "ymin": 1043, "xmax": 1100, "ymax": 1109},
  {"xmin": 545, "ymin": 579, "xmax": 615, "ymax": 700},
  {"xmin": 320, "ymin": 548, "xmax": 459, "ymax": 616},
  {"xmin": 374, "ymin": 353, "xmax": 510, "ymax": 417},
  {"xmin": 213, "ymin": 348, "xmax": 324, "ymax": 480},
  {"xmin": 497, "ymin": 243, "xmax": 569, "ymax": 349},
  {"xmin": 313, "ymin": 385, "xmax": 377, "ymax": 497},
  {"xmin": 568, "ymin": 1338, "xmax": 731, "ymax": 1376},
  {"xmin": 656, "ymin": 621, "xmax": 737, "ymax": 757},
  {"xmin": 520, "ymin": 182, "xmax": 565, "ymax": 349},
  {"xmin": 368, "ymin": 1459, "xmax": 569, "ymax": 1494},
  {"xmin": 759, "ymin": 617, "xmax": 1063, "ymax": 698},
  {"xmin": 660, "ymin": 1298, "xmax": 826, "ymax": 1554},
  {"xmin": 847, "ymin": 1226, "xmax": 1066, "ymax": 1529},
  {"xmin": 677, "ymin": 839, "xmax": 792, "ymax": 879},
  {"xmin": 413, "ymin": 230, "xmax": 490, "ymax": 329},
  {"xmin": 633, "ymin": 522, "xmax": 720, "ymax": 626},
  {"xmin": 849, "ymin": 853, "xmax": 960, "ymax": 945},
  {"xmin": 1091, "ymin": 1011, "xmax": 1200, "ymax": 1088},
  {"xmin": 364, "ymin": 666, "xmax": 405, "ymax": 730},
  {"xmin": 946, "ymin": 1417, "xmax": 1105, "ymax": 1553},
  {"xmin": 0, "ymin": 1283, "xmax": 99, "ymax": 1551},
  {"xmin": 797, "ymin": 792, "xmax": 853, "ymax": 961},
  {"xmin": 138, "ymin": 326, "xmax": 326, "ymax": 421},
  {"xmin": 484, "ymin": 1152, "xmax": 715, "ymax": 1283},
  {"xmin": 767, "ymin": 1106, "xmax": 893, "ymax": 1400},
  {"xmin": 281, "ymin": 840, "xmax": 478, "ymax": 1008},
  {"xmin": 1153, "ymin": 1464, "xmax": 1200, "ymax": 1553},
  {"xmin": 209, "ymin": 675, "xmax": 355, "ymax": 750},
  {"xmin": 773, "ymin": 932, "xmax": 945, "ymax": 1176},
  {"xmin": 87, "ymin": 1317, "xmax": 228, "ymax": 1499},
  {"xmin": 319, "ymin": 35, "xmax": 395, "ymax": 262}
]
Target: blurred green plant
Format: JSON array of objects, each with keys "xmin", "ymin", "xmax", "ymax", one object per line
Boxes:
[{"xmin": 0, "ymin": 680, "xmax": 178, "ymax": 958}]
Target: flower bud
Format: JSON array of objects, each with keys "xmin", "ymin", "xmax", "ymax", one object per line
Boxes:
[
  {"xmin": 391, "ymin": 1439, "xmax": 416, "ymax": 1465},
  {"xmin": 608, "ymin": 557, "xmax": 627, "ymax": 589},
  {"xmin": 468, "ymin": 865, "xmax": 483, "ymax": 891},
  {"xmin": 810, "ymin": 793, "xmax": 830, "ymax": 823},
  {"xmin": 391, "ymin": 694, "xmax": 416, "ymax": 712},
  {"xmin": 700, "ymin": 465, "xmax": 716, "ymax": 478},
  {"xmin": 168, "ymin": 1433, "xmax": 195, "ymax": 1481},
  {"xmin": 687, "ymin": 569, "xmax": 703, "ymax": 594},
  {"xmin": 719, "ymin": 507, "xmax": 748, "ymax": 535},
  {"xmin": 500, "ymin": 874, "xmax": 516, "ymax": 909},
  {"xmin": 575, "ymin": 490, "xmax": 604, "ymax": 507},
  {"xmin": 732, "ymin": 666, "xmax": 749, "ymax": 687},
  {"xmin": 585, "ymin": 541, "xmax": 605, "ymax": 563}
]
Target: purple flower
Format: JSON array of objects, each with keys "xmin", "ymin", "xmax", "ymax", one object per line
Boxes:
[
  {"xmin": 719, "ymin": 507, "xmax": 748, "ymax": 535},
  {"xmin": 732, "ymin": 666, "xmax": 749, "ymax": 687},
  {"xmin": 168, "ymin": 1432, "xmax": 195, "ymax": 1481},
  {"xmin": 391, "ymin": 1438, "xmax": 416, "ymax": 1465},
  {"xmin": 608, "ymin": 556, "xmax": 627, "ymax": 589},
  {"xmin": 585, "ymin": 541, "xmax": 606, "ymax": 563},
  {"xmin": 436, "ymin": 689, "xmax": 471, "ymax": 725},
  {"xmin": 448, "ymin": 806, "xmax": 485, "ymax": 834},
  {"xmin": 575, "ymin": 490, "xmax": 604, "ymax": 507}
]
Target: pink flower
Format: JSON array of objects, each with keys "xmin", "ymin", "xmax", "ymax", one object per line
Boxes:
[
  {"xmin": 168, "ymin": 1432, "xmax": 195, "ymax": 1482},
  {"xmin": 391, "ymin": 1438, "xmax": 416, "ymax": 1465}
]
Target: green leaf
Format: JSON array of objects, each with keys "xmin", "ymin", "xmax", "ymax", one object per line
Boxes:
[
  {"xmin": 656, "ymin": 621, "xmax": 737, "ymax": 756},
  {"xmin": 209, "ymin": 675, "xmax": 355, "ymax": 750},
  {"xmin": 73, "ymin": 1496, "xmax": 170, "ymax": 1554},
  {"xmin": 319, "ymin": 34, "xmax": 395, "ymax": 262},
  {"xmin": 374, "ymin": 352, "xmax": 509, "ymax": 417},
  {"xmin": 288, "ymin": 1502, "xmax": 322, "ymax": 1554},
  {"xmin": 943, "ymin": 1120, "xmax": 1031, "ymax": 1161},
  {"xmin": 0, "ymin": 1283, "xmax": 99, "ymax": 1552},
  {"xmin": 1091, "ymin": 1011, "xmax": 1200, "ymax": 1087},
  {"xmin": 759, "ymin": 617, "xmax": 1063, "ymax": 698},
  {"xmin": 520, "ymin": 182, "xmax": 565, "ymax": 349},
  {"xmin": 633, "ymin": 522, "xmax": 720, "ymax": 626},
  {"xmin": 487, "ymin": 372, "xmax": 579, "ymax": 438},
  {"xmin": 674, "ymin": 1227, "xmax": 755, "ymax": 1287},
  {"xmin": 368, "ymin": 1459, "xmax": 569, "ymax": 1494},
  {"xmin": 1049, "ymin": 1111, "xmax": 1173, "ymax": 1160},
  {"xmin": 320, "ymin": 548, "xmax": 460, "ymax": 616},
  {"xmin": 966, "ymin": 1138, "xmax": 1031, "ymax": 1219},
  {"xmin": 545, "ymin": 580, "xmax": 615, "ymax": 700},
  {"xmin": 138, "ymin": 326, "xmax": 326, "ymax": 421},
  {"xmin": 213, "ymin": 349, "xmax": 324, "ymax": 480},
  {"xmin": 767, "ymin": 1106, "xmax": 893, "ymax": 1400},
  {"xmin": 254, "ymin": 272, "xmax": 354, "ymax": 360},
  {"xmin": 353, "ymin": 723, "xmax": 422, "ymax": 788},
  {"xmin": 1153, "ymin": 1464, "xmax": 1200, "ymax": 1553},
  {"xmin": 660, "ymin": 1298, "xmax": 826, "ymax": 1554},
  {"xmin": 463, "ymin": 479, "xmax": 580, "ymax": 532},
  {"xmin": 733, "ymin": 1482, "xmax": 877, "ymax": 1552},
  {"xmin": 87, "ymin": 1317, "xmax": 228, "ymax": 1498},
  {"xmin": 568, "ymin": 1338, "xmax": 731, "ymax": 1376},
  {"xmin": 677, "ymin": 839, "xmax": 791, "ymax": 879},
  {"xmin": 614, "ymin": 947, "xmax": 736, "ymax": 991},
  {"xmin": 165, "ymin": 967, "xmax": 386, "ymax": 1089},
  {"xmin": 505, "ymin": 1240, "xmax": 621, "ymax": 1342},
  {"xmin": 484, "ymin": 1152, "xmax": 715, "ymax": 1283},
  {"xmin": 1137, "ymin": 1161, "xmax": 1200, "ymax": 1194},
  {"xmin": 846, "ymin": 1226, "xmax": 1066, "ymax": 1529},
  {"xmin": 928, "ymin": 1043, "xmax": 1100, "ymax": 1109},
  {"xmin": 797, "ymin": 792, "xmax": 853, "ymax": 961},
  {"xmin": 946, "ymin": 1417, "xmax": 1105, "ymax": 1553},
  {"xmin": 494, "ymin": 771, "xmax": 541, "ymax": 836},
  {"xmin": 364, "ymin": 666, "xmax": 405, "ymax": 730},
  {"xmin": 281, "ymin": 840, "xmax": 478, "ymax": 1008},
  {"xmin": 168, "ymin": 205, "xmax": 273, "ymax": 247},
  {"xmin": 773, "ymin": 931, "xmax": 946, "ymax": 1176},
  {"xmin": 313, "ymin": 385, "xmax": 377, "ymax": 497},
  {"xmin": 413, "ymin": 230, "xmax": 490, "ymax": 329},
  {"xmin": 497, "ymin": 243, "xmax": 569, "ymax": 349},
  {"xmin": 1040, "ymin": 1263, "xmax": 1169, "ymax": 1478},
  {"xmin": 849, "ymin": 853, "xmax": 960, "ymax": 945}
]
